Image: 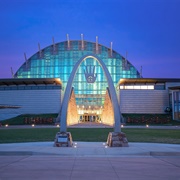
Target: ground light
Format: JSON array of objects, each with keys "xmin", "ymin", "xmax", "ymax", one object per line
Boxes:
[
  {"xmin": 5, "ymin": 124, "xmax": 8, "ymax": 127},
  {"xmin": 74, "ymin": 142, "xmax": 77, "ymax": 148},
  {"xmin": 102, "ymin": 142, "xmax": 108, "ymax": 148},
  {"xmin": 32, "ymin": 124, "xmax": 35, "ymax": 127},
  {"xmin": 146, "ymin": 124, "xmax": 149, "ymax": 128}
]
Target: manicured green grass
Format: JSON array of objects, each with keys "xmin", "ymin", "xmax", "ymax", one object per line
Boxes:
[
  {"xmin": 0, "ymin": 128, "xmax": 58, "ymax": 143},
  {"xmin": 124, "ymin": 128, "xmax": 180, "ymax": 144},
  {"xmin": 0, "ymin": 128, "xmax": 180, "ymax": 144},
  {"xmin": 70, "ymin": 128, "xmax": 113, "ymax": 142}
]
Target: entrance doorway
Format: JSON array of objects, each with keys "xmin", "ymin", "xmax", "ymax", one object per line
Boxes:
[{"xmin": 80, "ymin": 114, "xmax": 101, "ymax": 122}]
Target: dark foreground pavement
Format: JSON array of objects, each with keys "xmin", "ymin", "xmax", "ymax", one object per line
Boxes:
[{"xmin": 0, "ymin": 142, "xmax": 180, "ymax": 180}]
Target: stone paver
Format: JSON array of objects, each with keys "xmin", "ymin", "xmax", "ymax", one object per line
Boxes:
[{"xmin": 0, "ymin": 142, "xmax": 180, "ymax": 179}]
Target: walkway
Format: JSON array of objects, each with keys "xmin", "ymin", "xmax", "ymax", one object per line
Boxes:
[
  {"xmin": 0, "ymin": 142, "xmax": 180, "ymax": 179},
  {"xmin": 0, "ymin": 123, "xmax": 180, "ymax": 179}
]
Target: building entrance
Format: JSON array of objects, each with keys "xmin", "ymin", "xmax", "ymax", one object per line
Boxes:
[{"xmin": 80, "ymin": 114, "xmax": 101, "ymax": 122}]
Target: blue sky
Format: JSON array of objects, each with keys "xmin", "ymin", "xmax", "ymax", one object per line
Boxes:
[{"xmin": 0, "ymin": 0, "xmax": 180, "ymax": 78}]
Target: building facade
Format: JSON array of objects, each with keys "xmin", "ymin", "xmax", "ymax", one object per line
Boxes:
[
  {"xmin": 14, "ymin": 40, "xmax": 140, "ymax": 121},
  {"xmin": 0, "ymin": 79, "xmax": 62, "ymax": 120},
  {"xmin": 0, "ymin": 39, "xmax": 179, "ymax": 122},
  {"xmin": 116, "ymin": 78, "xmax": 180, "ymax": 121}
]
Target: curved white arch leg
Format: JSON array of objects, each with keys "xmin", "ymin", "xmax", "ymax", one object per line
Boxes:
[{"xmin": 58, "ymin": 54, "xmax": 121, "ymax": 133}]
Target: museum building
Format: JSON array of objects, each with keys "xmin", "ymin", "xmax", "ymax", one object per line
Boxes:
[{"xmin": 0, "ymin": 38, "xmax": 180, "ymax": 123}]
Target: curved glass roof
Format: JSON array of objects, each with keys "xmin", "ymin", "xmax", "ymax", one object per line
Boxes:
[{"xmin": 15, "ymin": 40, "xmax": 140, "ymax": 110}]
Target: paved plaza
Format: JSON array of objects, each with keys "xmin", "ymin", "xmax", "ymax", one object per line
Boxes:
[{"xmin": 0, "ymin": 141, "xmax": 180, "ymax": 180}]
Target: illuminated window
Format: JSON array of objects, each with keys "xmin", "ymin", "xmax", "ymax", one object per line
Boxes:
[
  {"xmin": 133, "ymin": 86, "xmax": 140, "ymax": 89},
  {"xmin": 141, "ymin": 85, "xmax": 148, "ymax": 89},
  {"xmin": 120, "ymin": 85, "xmax": 154, "ymax": 90}
]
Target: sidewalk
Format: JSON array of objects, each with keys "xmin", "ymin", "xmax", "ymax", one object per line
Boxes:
[
  {"xmin": 0, "ymin": 142, "xmax": 180, "ymax": 179},
  {"xmin": 0, "ymin": 141, "xmax": 180, "ymax": 157}
]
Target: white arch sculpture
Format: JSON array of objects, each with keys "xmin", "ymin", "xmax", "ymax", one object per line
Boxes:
[{"xmin": 58, "ymin": 54, "xmax": 121, "ymax": 133}]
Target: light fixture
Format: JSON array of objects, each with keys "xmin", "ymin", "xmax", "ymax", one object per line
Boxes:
[
  {"xmin": 32, "ymin": 124, "xmax": 35, "ymax": 127},
  {"xmin": 5, "ymin": 124, "xmax": 8, "ymax": 127}
]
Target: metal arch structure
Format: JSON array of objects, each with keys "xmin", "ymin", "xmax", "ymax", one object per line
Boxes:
[{"xmin": 58, "ymin": 54, "xmax": 121, "ymax": 133}]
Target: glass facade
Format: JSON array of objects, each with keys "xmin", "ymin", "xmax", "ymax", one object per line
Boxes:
[
  {"xmin": 173, "ymin": 91, "xmax": 180, "ymax": 120},
  {"xmin": 15, "ymin": 40, "xmax": 140, "ymax": 116}
]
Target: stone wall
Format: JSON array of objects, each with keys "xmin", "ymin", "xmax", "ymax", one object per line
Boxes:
[
  {"xmin": 101, "ymin": 89, "xmax": 114, "ymax": 126},
  {"xmin": 119, "ymin": 90, "xmax": 169, "ymax": 114},
  {"xmin": 67, "ymin": 89, "xmax": 79, "ymax": 126},
  {"xmin": 0, "ymin": 89, "xmax": 61, "ymax": 121}
]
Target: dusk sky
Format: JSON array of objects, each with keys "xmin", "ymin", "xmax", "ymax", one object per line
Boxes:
[{"xmin": 0, "ymin": 0, "xmax": 180, "ymax": 78}]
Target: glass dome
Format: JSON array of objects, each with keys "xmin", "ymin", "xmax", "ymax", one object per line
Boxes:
[{"xmin": 15, "ymin": 40, "xmax": 140, "ymax": 118}]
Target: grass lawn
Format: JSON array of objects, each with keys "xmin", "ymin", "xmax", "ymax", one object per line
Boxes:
[{"xmin": 0, "ymin": 128, "xmax": 180, "ymax": 144}]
